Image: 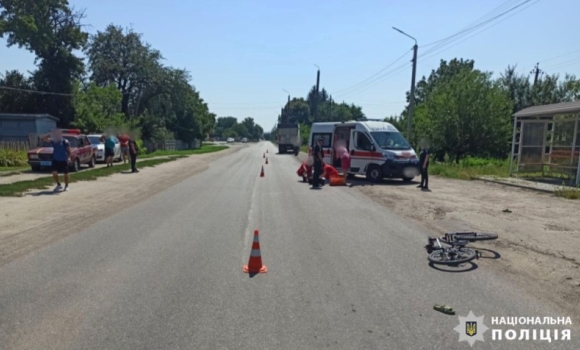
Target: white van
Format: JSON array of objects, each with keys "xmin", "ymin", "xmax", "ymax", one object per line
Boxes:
[{"xmin": 308, "ymin": 120, "xmax": 421, "ymax": 182}]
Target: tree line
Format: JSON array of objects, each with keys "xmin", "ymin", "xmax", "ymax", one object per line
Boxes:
[
  {"xmin": 277, "ymin": 57, "xmax": 580, "ymax": 161},
  {"xmin": 213, "ymin": 116, "xmax": 263, "ymax": 141},
  {"xmin": 0, "ymin": 0, "xmax": 264, "ymax": 144},
  {"xmin": 272, "ymin": 85, "xmax": 367, "ymax": 145},
  {"xmin": 386, "ymin": 59, "xmax": 580, "ymax": 162}
]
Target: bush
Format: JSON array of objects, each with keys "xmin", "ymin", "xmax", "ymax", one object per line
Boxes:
[
  {"xmin": 136, "ymin": 139, "xmax": 147, "ymax": 154},
  {"xmin": 0, "ymin": 148, "xmax": 28, "ymax": 167}
]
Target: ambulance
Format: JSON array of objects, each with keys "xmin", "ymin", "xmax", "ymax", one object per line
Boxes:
[{"xmin": 308, "ymin": 120, "xmax": 421, "ymax": 182}]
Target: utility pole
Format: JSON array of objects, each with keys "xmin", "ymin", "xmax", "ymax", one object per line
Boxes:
[
  {"xmin": 531, "ymin": 63, "xmax": 543, "ymax": 86},
  {"xmin": 314, "ymin": 64, "xmax": 320, "ymax": 122},
  {"xmin": 393, "ymin": 27, "xmax": 418, "ymax": 141}
]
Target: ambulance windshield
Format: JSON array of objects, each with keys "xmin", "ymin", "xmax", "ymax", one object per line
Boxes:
[{"xmin": 370, "ymin": 131, "xmax": 411, "ymax": 150}]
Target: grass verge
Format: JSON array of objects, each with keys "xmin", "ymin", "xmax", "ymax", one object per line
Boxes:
[
  {"xmin": 429, "ymin": 157, "xmax": 510, "ymax": 180},
  {"xmin": 554, "ymin": 186, "xmax": 580, "ymax": 200},
  {"xmin": 140, "ymin": 145, "xmax": 228, "ymax": 159},
  {"xmin": 0, "ymin": 157, "xmax": 182, "ymax": 197}
]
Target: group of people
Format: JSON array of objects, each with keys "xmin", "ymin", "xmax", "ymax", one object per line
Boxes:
[
  {"xmin": 299, "ymin": 136, "xmax": 350, "ymax": 189},
  {"xmin": 99, "ymin": 133, "xmax": 140, "ymax": 173},
  {"xmin": 299, "ymin": 136, "xmax": 431, "ymax": 190},
  {"xmin": 47, "ymin": 129, "xmax": 140, "ymax": 193}
]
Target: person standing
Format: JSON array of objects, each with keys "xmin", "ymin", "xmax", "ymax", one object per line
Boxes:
[
  {"xmin": 118, "ymin": 133, "xmax": 130, "ymax": 164},
  {"xmin": 128, "ymin": 137, "xmax": 139, "ymax": 173},
  {"xmin": 418, "ymin": 146, "xmax": 430, "ymax": 190},
  {"xmin": 104, "ymin": 134, "xmax": 115, "ymax": 167},
  {"xmin": 312, "ymin": 137, "xmax": 324, "ymax": 188},
  {"xmin": 45, "ymin": 129, "xmax": 71, "ymax": 192}
]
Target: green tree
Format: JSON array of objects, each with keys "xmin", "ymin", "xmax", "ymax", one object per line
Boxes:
[
  {"xmin": 85, "ymin": 24, "xmax": 162, "ymax": 118},
  {"xmin": 414, "ymin": 68, "xmax": 513, "ymax": 162},
  {"xmin": 0, "ymin": 70, "xmax": 36, "ymax": 113},
  {"xmin": 71, "ymin": 82, "xmax": 125, "ymax": 133},
  {"xmin": 0, "ymin": 0, "xmax": 88, "ymax": 125}
]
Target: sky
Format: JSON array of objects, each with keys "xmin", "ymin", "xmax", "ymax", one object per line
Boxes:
[{"xmin": 1, "ymin": 0, "xmax": 580, "ymax": 132}]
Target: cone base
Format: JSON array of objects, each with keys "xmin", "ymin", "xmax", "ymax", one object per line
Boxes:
[{"xmin": 243, "ymin": 265, "xmax": 268, "ymax": 273}]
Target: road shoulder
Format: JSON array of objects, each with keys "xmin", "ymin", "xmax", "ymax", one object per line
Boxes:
[{"xmin": 0, "ymin": 146, "xmax": 241, "ymax": 267}]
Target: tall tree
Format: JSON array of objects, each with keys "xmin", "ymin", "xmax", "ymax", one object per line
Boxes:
[
  {"xmin": 85, "ymin": 24, "xmax": 162, "ymax": 118},
  {"xmin": 0, "ymin": 0, "xmax": 88, "ymax": 125}
]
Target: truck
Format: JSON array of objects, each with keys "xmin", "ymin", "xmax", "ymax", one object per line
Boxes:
[{"xmin": 277, "ymin": 123, "xmax": 301, "ymax": 155}]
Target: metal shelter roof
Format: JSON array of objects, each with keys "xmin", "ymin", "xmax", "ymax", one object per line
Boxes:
[{"xmin": 513, "ymin": 101, "xmax": 580, "ymax": 118}]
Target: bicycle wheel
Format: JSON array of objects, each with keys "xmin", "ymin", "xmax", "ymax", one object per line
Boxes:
[
  {"xmin": 449, "ymin": 232, "xmax": 498, "ymax": 241},
  {"xmin": 428, "ymin": 248, "xmax": 477, "ymax": 265}
]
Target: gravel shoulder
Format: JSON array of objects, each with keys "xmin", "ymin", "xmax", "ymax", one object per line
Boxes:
[
  {"xmin": 352, "ymin": 175, "xmax": 580, "ymax": 319},
  {"xmin": 294, "ymin": 151, "xmax": 580, "ymax": 318},
  {"xmin": 0, "ymin": 146, "xmax": 242, "ymax": 267}
]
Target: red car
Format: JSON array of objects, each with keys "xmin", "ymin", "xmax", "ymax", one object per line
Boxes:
[{"xmin": 27, "ymin": 129, "xmax": 96, "ymax": 172}]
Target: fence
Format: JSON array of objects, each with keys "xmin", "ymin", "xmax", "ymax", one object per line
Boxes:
[
  {"xmin": 143, "ymin": 139, "xmax": 201, "ymax": 153},
  {"xmin": 0, "ymin": 134, "xmax": 40, "ymax": 150}
]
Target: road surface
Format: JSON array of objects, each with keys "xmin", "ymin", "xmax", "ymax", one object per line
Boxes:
[{"xmin": 0, "ymin": 142, "xmax": 576, "ymax": 349}]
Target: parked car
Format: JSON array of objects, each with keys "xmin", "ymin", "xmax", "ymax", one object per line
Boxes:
[
  {"xmin": 241, "ymin": 138, "xmax": 248, "ymax": 143},
  {"xmin": 87, "ymin": 134, "xmax": 122, "ymax": 162},
  {"xmin": 227, "ymin": 137, "xmax": 235, "ymax": 143},
  {"xmin": 27, "ymin": 129, "xmax": 96, "ymax": 172}
]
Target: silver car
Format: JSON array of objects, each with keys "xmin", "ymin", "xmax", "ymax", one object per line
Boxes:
[{"xmin": 88, "ymin": 135, "xmax": 122, "ymax": 162}]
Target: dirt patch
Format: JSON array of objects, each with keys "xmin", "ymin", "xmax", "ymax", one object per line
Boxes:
[
  {"xmin": 354, "ymin": 176, "xmax": 580, "ymax": 318},
  {"xmin": 0, "ymin": 146, "xmax": 241, "ymax": 267}
]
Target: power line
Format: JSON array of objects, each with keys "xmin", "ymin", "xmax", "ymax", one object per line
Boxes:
[
  {"xmin": 540, "ymin": 49, "xmax": 580, "ymax": 64},
  {"xmin": 0, "ymin": 85, "xmax": 74, "ymax": 96},
  {"xmin": 542, "ymin": 56, "xmax": 580, "ymax": 71},
  {"xmin": 331, "ymin": 48, "xmax": 412, "ymax": 95},
  {"xmin": 420, "ymin": 0, "xmax": 535, "ymax": 58},
  {"xmin": 422, "ymin": 0, "xmax": 523, "ymax": 48},
  {"xmin": 418, "ymin": 0, "xmax": 540, "ymax": 64},
  {"xmin": 334, "ymin": 63, "xmax": 410, "ymax": 100}
]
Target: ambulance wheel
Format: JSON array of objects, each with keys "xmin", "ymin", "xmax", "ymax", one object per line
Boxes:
[{"xmin": 366, "ymin": 165, "xmax": 382, "ymax": 183}]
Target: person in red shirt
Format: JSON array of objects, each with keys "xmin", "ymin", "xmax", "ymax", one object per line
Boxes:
[
  {"xmin": 322, "ymin": 163, "xmax": 340, "ymax": 182},
  {"xmin": 117, "ymin": 133, "xmax": 130, "ymax": 164}
]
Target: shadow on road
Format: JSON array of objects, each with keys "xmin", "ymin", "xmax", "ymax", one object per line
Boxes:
[
  {"xmin": 347, "ymin": 178, "xmax": 419, "ymax": 188},
  {"xmin": 473, "ymin": 248, "xmax": 501, "ymax": 260},
  {"xmin": 27, "ymin": 190, "xmax": 61, "ymax": 196},
  {"xmin": 428, "ymin": 261, "xmax": 479, "ymax": 273}
]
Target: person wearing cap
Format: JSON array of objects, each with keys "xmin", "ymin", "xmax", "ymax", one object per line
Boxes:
[{"xmin": 312, "ymin": 136, "xmax": 325, "ymax": 188}]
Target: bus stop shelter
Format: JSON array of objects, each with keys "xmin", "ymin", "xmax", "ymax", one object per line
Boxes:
[{"xmin": 510, "ymin": 101, "xmax": 580, "ymax": 186}]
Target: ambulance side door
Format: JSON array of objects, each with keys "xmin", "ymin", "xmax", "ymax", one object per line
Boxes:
[{"xmin": 349, "ymin": 130, "xmax": 374, "ymax": 173}]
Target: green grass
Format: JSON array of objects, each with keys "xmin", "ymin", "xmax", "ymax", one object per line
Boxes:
[
  {"xmin": 429, "ymin": 157, "xmax": 510, "ymax": 180},
  {"xmin": 140, "ymin": 145, "xmax": 228, "ymax": 159},
  {"xmin": 0, "ymin": 157, "xmax": 182, "ymax": 197},
  {"xmin": 554, "ymin": 186, "xmax": 580, "ymax": 200}
]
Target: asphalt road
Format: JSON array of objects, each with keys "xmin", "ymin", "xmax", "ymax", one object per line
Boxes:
[{"xmin": 0, "ymin": 142, "xmax": 577, "ymax": 349}]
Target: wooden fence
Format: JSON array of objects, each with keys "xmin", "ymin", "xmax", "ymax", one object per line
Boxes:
[
  {"xmin": 0, "ymin": 134, "xmax": 40, "ymax": 150},
  {"xmin": 143, "ymin": 139, "xmax": 201, "ymax": 153}
]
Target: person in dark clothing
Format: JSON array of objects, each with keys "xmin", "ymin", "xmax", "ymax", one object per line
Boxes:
[
  {"xmin": 418, "ymin": 147, "xmax": 430, "ymax": 190},
  {"xmin": 312, "ymin": 137, "xmax": 324, "ymax": 188},
  {"xmin": 129, "ymin": 138, "xmax": 139, "ymax": 173}
]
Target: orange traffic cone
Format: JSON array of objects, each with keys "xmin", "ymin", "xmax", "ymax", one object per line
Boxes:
[
  {"xmin": 260, "ymin": 166, "xmax": 265, "ymax": 177},
  {"xmin": 243, "ymin": 230, "xmax": 267, "ymax": 273},
  {"xmin": 265, "ymin": 157, "xmax": 269, "ymax": 164}
]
